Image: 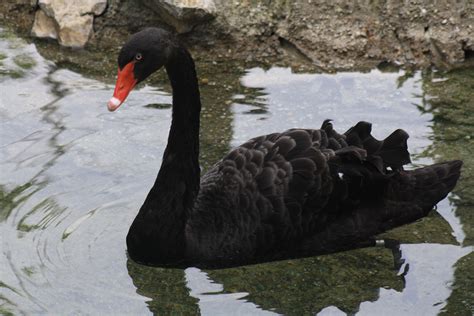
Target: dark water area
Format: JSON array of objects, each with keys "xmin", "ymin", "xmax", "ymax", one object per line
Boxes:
[{"xmin": 0, "ymin": 27, "xmax": 473, "ymax": 315}]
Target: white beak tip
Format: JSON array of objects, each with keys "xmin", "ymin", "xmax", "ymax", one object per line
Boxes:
[{"xmin": 107, "ymin": 97, "xmax": 122, "ymax": 112}]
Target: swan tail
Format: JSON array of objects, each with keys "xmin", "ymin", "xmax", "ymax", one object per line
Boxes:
[
  {"xmin": 343, "ymin": 121, "xmax": 411, "ymax": 171},
  {"xmin": 381, "ymin": 159, "xmax": 463, "ymax": 227},
  {"xmin": 298, "ymin": 160, "xmax": 462, "ymax": 256}
]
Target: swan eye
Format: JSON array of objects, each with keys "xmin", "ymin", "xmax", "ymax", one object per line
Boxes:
[{"xmin": 134, "ymin": 53, "xmax": 143, "ymax": 61}]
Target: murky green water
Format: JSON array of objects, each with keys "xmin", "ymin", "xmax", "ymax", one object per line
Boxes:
[{"xmin": 1, "ymin": 27, "xmax": 473, "ymax": 315}]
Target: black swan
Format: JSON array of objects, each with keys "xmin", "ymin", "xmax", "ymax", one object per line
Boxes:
[{"xmin": 107, "ymin": 28, "xmax": 462, "ymax": 268}]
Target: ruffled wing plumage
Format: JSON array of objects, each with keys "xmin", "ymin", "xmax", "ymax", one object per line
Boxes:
[{"xmin": 185, "ymin": 120, "xmax": 461, "ymax": 267}]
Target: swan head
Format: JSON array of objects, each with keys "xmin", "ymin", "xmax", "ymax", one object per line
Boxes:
[{"xmin": 108, "ymin": 28, "xmax": 175, "ymax": 111}]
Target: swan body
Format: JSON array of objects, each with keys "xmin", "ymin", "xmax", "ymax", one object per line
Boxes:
[{"xmin": 108, "ymin": 28, "xmax": 462, "ymax": 268}]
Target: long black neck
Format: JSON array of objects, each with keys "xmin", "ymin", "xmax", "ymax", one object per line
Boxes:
[
  {"xmin": 127, "ymin": 45, "xmax": 201, "ymax": 265},
  {"xmin": 159, "ymin": 45, "xmax": 201, "ymax": 197}
]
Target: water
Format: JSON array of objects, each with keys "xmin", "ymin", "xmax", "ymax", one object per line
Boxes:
[{"xmin": 1, "ymin": 28, "xmax": 473, "ymax": 315}]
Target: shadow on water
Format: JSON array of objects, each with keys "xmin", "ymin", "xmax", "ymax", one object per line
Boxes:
[{"xmin": 1, "ymin": 25, "xmax": 473, "ymax": 315}]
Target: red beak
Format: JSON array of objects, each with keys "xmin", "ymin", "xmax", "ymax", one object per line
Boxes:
[{"xmin": 107, "ymin": 62, "xmax": 138, "ymax": 111}]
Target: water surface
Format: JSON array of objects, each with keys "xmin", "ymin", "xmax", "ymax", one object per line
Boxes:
[{"xmin": 0, "ymin": 27, "xmax": 473, "ymax": 315}]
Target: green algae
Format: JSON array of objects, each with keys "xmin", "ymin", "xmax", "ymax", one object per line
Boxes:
[
  {"xmin": 419, "ymin": 67, "xmax": 474, "ymax": 246},
  {"xmin": 0, "ymin": 68, "xmax": 25, "ymax": 78},
  {"xmin": 126, "ymin": 261, "xmax": 199, "ymax": 315},
  {"xmin": 0, "ymin": 183, "xmax": 38, "ymax": 222},
  {"xmin": 0, "ymin": 28, "xmax": 15, "ymax": 40},
  {"xmin": 208, "ymin": 248, "xmax": 404, "ymax": 315},
  {"xmin": 440, "ymin": 252, "xmax": 474, "ymax": 316},
  {"xmin": 21, "ymin": 266, "xmax": 36, "ymax": 277},
  {"xmin": 0, "ymin": 282, "xmax": 19, "ymax": 316},
  {"xmin": 0, "ymin": 31, "xmax": 31, "ymax": 78},
  {"xmin": 13, "ymin": 53, "xmax": 36, "ymax": 69},
  {"xmin": 143, "ymin": 103, "xmax": 172, "ymax": 110},
  {"xmin": 418, "ymin": 67, "xmax": 474, "ymax": 315}
]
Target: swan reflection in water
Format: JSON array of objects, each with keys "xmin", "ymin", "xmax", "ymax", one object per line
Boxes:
[{"xmin": 127, "ymin": 235, "xmax": 469, "ymax": 315}]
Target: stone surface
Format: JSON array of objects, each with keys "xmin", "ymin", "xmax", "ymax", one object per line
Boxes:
[
  {"xmin": 209, "ymin": 0, "xmax": 474, "ymax": 69},
  {"xmin": 31, "ymin": 0, "xmax": 107, "ymax": 48},
  {"xmin": 10, "ymin": 0, "xmax": 38, "ymax": 7},
  {"xmin": 140, "ymin": 0, "xmax": 216, "ymax": 33},
  {"xmin": 2, "ymin": 0, "xmax": 473, "ymax": 68},
  {"xmin": 56, "ymin": 14, "xmax": 94, "ymax": 48},
  {"xmin": 31, "ymin": 8, "xmax": 57, "ymax": 39}
]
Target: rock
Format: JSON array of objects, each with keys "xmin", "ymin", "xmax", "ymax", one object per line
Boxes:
[
  {"xmin": 6, "ymin": 0, "xmax": 474, "ymax": 68},
  {"xmin": 31, "ymin": 0, "xmax": 107, "ymax": 48},
  {"xmin": 139, "ymin": 0, "xmax": 216, "ymax": 33},
  {"xmin": 12, "ymin": 0, "xmax": 38, "ymax": 7},
  {"xmin": 31, "ymin": 8, "xmax": 57, "ymax": 39},
  {"xmin": 57, "ymin": 14, "xmax": 94, "ymax": 48},
  {"xmin": 39, "ymin": 0, "xmax": 107, "ymax": 16}
]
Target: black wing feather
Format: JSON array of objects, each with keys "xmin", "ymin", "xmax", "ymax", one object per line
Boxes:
[{"xmin": 185, "ymin": 120, "xmax": 461, "ymax": 267}]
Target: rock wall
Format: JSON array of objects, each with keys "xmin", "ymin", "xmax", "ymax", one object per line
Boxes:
[
  {"xmin": 210, "ymin": 0, "xmax": 474, "ymax": 69},
  {"xmin": 1, "ymin": 0, "xmax": 473, "ymax": 69}
]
